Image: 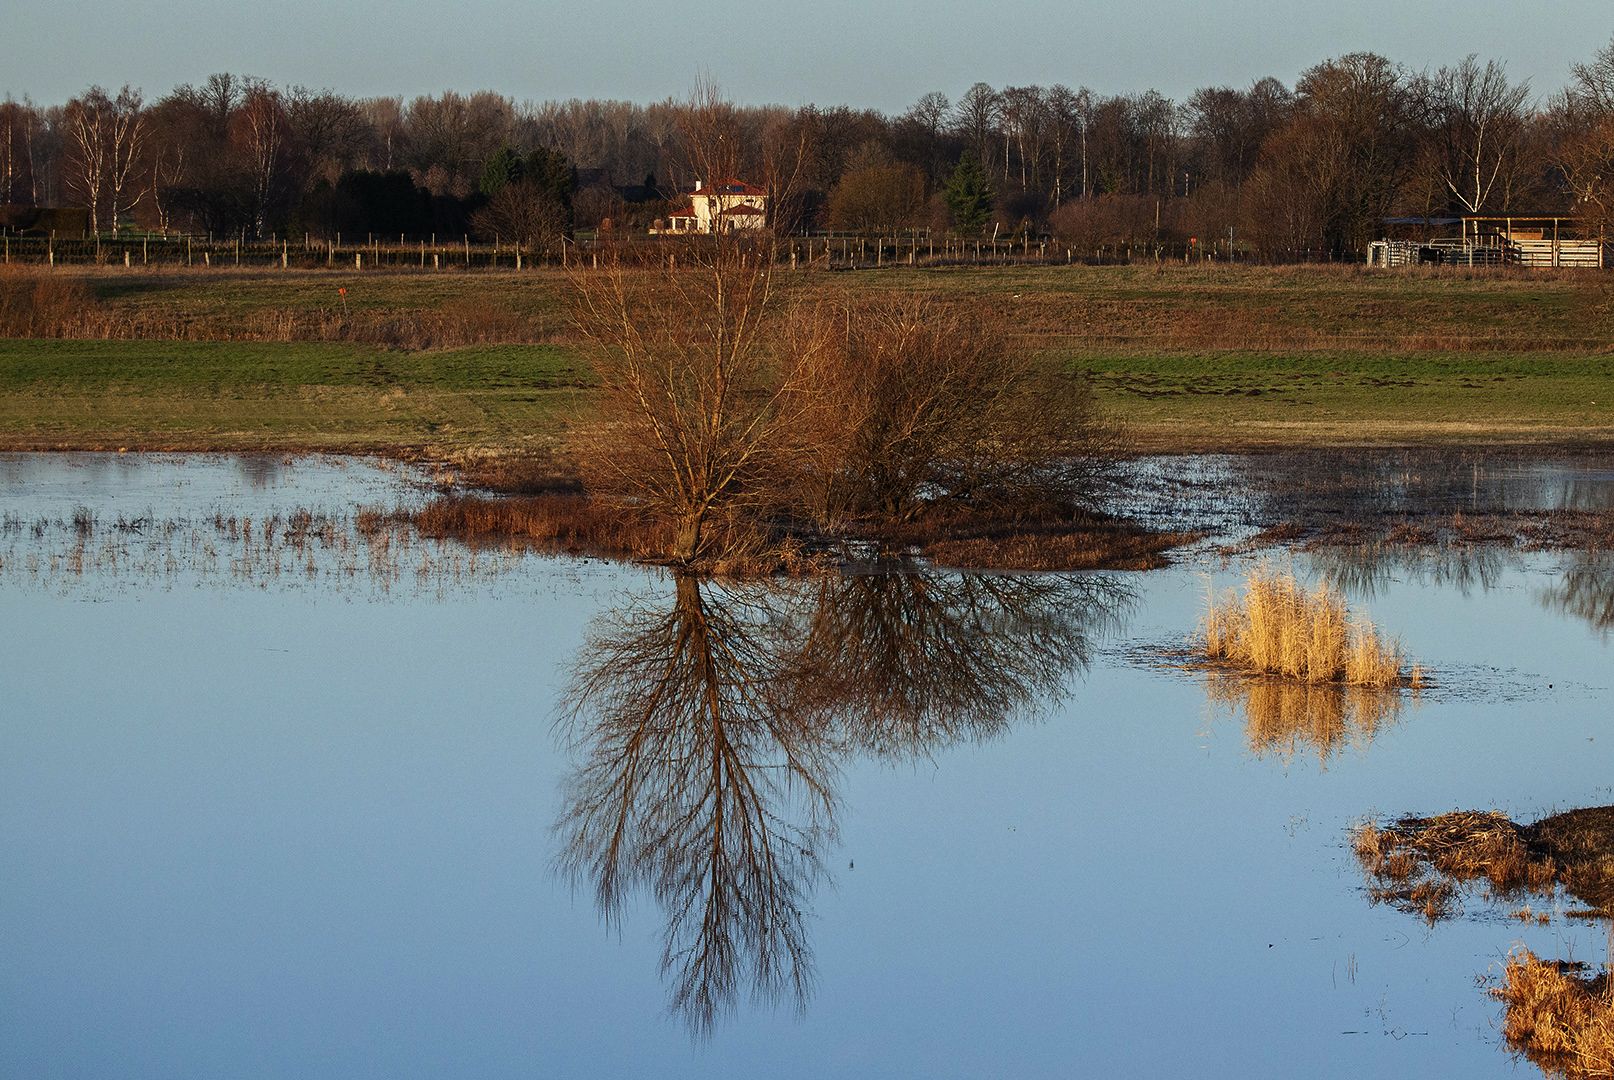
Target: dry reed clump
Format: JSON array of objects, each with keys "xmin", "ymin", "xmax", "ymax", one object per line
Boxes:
[
  {"xmin": 1202, "ymin": 565, "xmax": 1413, "ymax": 687},
  {"xmin": 1495, "ymin": 950, "xmax": 1614, "ymax": 1078},
  {"xmin": 1353, "ymin": 811, "xmax": 1560, "ymax": 922},
  {"xmin": 918, "ymin": 515, "xmax": 1196, "ymax": 571},
  {"xmin": 400, "ymin": 494, "xmax": 668, "ymax": 560}
]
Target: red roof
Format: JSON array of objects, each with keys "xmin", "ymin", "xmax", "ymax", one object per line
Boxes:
[
  {"xmin": 717, "ymin": 203, "xmax": 765, "ymax": 217},
  {"xmin": 697, "ymin": 179, "xmax": 767, "ymax": 198}
]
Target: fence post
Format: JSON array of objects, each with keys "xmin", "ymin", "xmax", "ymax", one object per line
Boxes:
[{"xmin": 355, "ymin": 252, "xmax": 362, "ymax": 270}]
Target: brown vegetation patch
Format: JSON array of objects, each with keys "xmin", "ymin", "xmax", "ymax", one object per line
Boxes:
[
  {"xmin": 440, "ymin": 450, "xmax": 583, "ymax": 495},
  {"xmin": 1357, "ymin": 806, "xmax": 1614, "ymax": 925},
  {"xmin": 917, "ymin": 513, "xmax": 1196, "ymax": 571},
  {"xmin": 398, "ymin": 494, "xmax": 667, "ymax": 561},
  {"xmin": 0, "ymin": 267, "xmax": 555, "ymax": 347},
  {"xmin": 1495, "ymin": 950, "xmax": 1614, "ymax": 1078},
  {"xmin": 1355, "ymin": 810, "xmax": 1555, "ymax": 921},
  {"xmin": 0, "ymin": 267, "xmax": 99, "ymax": 337}
]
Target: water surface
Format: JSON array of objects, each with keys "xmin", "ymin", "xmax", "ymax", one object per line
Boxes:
[{"xmin": 2, "ymin": 453, "xmax": 1611, "ymax": 1079}]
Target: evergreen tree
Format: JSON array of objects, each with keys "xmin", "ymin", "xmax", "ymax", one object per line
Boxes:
[
  {"xmin": 943, "ymin": 153, "xmax": 993, "ymax": 233},
  {"xmin": 479, "ymin": 147, "xmax": 524, "ymax": 198}
]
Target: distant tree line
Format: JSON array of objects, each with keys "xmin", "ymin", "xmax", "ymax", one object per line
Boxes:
[{"xmin": 7, "ymin": 39, "xmax": 1614, "ymax": 256}]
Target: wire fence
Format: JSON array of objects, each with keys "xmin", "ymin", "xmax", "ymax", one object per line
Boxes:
[{"xmin": 0, "ymin": 229, "xmax": 1391, "ymax": 271}]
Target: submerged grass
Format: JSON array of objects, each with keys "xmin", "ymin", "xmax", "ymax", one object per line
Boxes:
[{"xmin": 1202, "ymin": 565, "xmax": 1417, "ymax": 687}]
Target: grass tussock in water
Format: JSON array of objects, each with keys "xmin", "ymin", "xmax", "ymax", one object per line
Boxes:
[
  {"xmin": 1495, "ymin": 951, "xmax": 1614, "ymax": 1079},
  {"xmin": 1203, "ymin": 565, "xmax": 1418, "ymax": 688},
  {"xmin": 403, "ymin": 495, "xmax": 667, "ymax": 560},
  {"xmin": 1353, "ymin": 811, "xmax": 1560, "ymax": 922}
]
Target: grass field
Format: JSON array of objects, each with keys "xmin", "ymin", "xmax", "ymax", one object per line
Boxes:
[{"xmin": 2, "ymin": 263, "xmax": 1612, "ymax": 456}]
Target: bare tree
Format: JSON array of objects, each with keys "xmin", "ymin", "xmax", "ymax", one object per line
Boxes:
[
  {"xmin": 1558, "ymin": 36, "xmax": 1614, "ymax": 234},
  {"xmin": 569, "ymin": 83, "xmax": 810, "ymax": 564},
  {"xmin": 1429, "ymin": 56, "xmax": 1531, "ymax": 214},
  {"xmin": 782, "ymin": 295, "xmax": 1121, "ymax": 532},
  {"xmin": 825, "ymin": 161, "xmax": 926, "ymax": 232},
  {"xmin": 951, "ymin": 82, "xmax": 1001, "ymax": 175},
  {"xmin": 234, "ymin": 81, "xmax": 285, "ymax": 237},
  {"xmin": 63, "ymin": 85, "xmax": 146, "ymax": 234},
  {"xmin": 286, "ymin": 87, "xmax": 367, "ymax": 186}
]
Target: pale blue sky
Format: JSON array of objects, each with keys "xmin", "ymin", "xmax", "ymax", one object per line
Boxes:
[{"xmin": 7, "ymin": 0, "xmax": 1611, "ymax": 109}]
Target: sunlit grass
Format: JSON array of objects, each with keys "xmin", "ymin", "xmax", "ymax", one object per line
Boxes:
[
  {"xmin": 1202, "ymin": 565, "xmax": 1418, "ymax": 687},
  {"xmin": 1496, "ymin": 949, "xmax": 1614, "ymax": 1078}
]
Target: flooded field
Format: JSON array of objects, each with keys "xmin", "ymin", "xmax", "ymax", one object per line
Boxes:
[{"xmin": 2, "ymin": 452, "xmax": 1612, "ymax": 1079}]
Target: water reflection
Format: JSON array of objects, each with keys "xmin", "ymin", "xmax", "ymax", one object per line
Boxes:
[
  {"xmin": 1240, "ymin": 451, "xmax": 1614, "ymax": 519},
  {"xmin": 1540, "ymin": 555, "xmax": 1614, "ymax": 639},
  {"xmin": 1308, "ymin": 543, "xmax": 1516, "ymax": 601},
  {"xmin": 1355, "ymin": 806, "xmax": 1614, "ymax": 1076},
  {"xmin": 1205, "ymin": 675, "xmax": 1407, "ymax": 765},
  {"xmin": 556, "ymin": 568, "xmax": 1133, "ymax": 1035}
]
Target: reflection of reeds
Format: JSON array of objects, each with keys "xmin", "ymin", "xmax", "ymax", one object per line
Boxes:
[
  {"xmin": 1203, "ymin": 565, "xmax": 1414, "ymax": 687},
  {"xmin": 1206, "ymin": 674, "xmax": 1404, "ymax": 763},
  {"xmin": 0, "ymin": 503, "xmax": 535, "ymax": 596},
  {"xmin": 1495, "ymin": 949, "xmax": 1614, "ymax": 1078}
]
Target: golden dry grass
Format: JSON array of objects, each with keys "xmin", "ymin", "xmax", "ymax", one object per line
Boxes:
[
  {"xmin": 1495, "ymin": 950, "xmax": 1614, "ymax": 1078},
  {"xmin": 1353, "ymin": 811, "xmax": 1561, "ymax": 922},
  {"xmin": 1203, "ymin": 565, "xmax": 1412, "ymax": 687}
]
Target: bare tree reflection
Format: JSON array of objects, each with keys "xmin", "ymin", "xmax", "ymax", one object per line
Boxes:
[
  {"xmin": 791, "ymin": 569, "xmax": 1132, "ymax": 758},
  {"xmin": 557, "ymin": 574, "xmax": 833, "ymax": 1036},
  {"xmin": 1308, "ymin": 542, "xmax": 1514, "ymax": 601},
  {"xmin": 557, "ymin": 567, "xmax": 1132, "ymax": 1034},
  {"xmin": 1540, "ymin": 555, "xmax": 1614, "ymax": 638}
]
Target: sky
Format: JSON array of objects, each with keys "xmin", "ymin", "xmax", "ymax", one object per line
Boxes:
[{"xmin": 6, "ymin": 0, "xmax": 1611, "ymax": 110}]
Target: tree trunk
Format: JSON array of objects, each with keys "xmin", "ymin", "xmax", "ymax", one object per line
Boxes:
[{"xmin": 674, "ymin": 514, "xmax": 704, "ymax": 563}]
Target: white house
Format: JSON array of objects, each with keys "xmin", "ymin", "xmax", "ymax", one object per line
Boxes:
[{"xmin": 656, "ymin": 179, "xmax": 768, "ymax": 234}]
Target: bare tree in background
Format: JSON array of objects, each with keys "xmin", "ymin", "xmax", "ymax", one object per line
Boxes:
[
  {"xmin": 1558, "ymin": 36, "xmax": 1614, "ymax": 235},
  {"xmin": 286, "ymin": 87, "xmax": 368, "ymax": 186},
  {"xmin": 63, "ymin": 85, "xmax": 146, "ymax": 234},
  {"xmin": 1429, "ymin": 56, "xmax": 1531, "ymax": 214},
  {"xmin": 234, "ymin": 81, "xmax": 285, "ymax": 237}
]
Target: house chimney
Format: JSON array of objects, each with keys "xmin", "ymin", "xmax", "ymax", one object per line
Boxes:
[{"xmin": 694, "ymin": 179, "xmax": 703, "ymax": 192}]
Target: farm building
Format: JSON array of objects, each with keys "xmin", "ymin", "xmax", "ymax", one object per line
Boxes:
[
  {"xmin": 653, "ymin": 179, "xmax": 768, "ymax": 234},
  {"xmin": 1370, "ymin": 214, "xmax": 1605, "ymax": 268}
]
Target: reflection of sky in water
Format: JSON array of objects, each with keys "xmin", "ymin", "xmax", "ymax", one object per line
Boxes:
[
  {"xmin": 0, "ymin": 452, "xmax": 438, "ymax": 519},
  {"xmin": 2, "ymin": 454, "xmax": 1612, "ymax": 1080}
]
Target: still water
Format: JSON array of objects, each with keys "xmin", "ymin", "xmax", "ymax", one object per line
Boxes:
[{"xmin": 2, "ymin": 453, "xmax": 1611, "ymax": 1079}]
